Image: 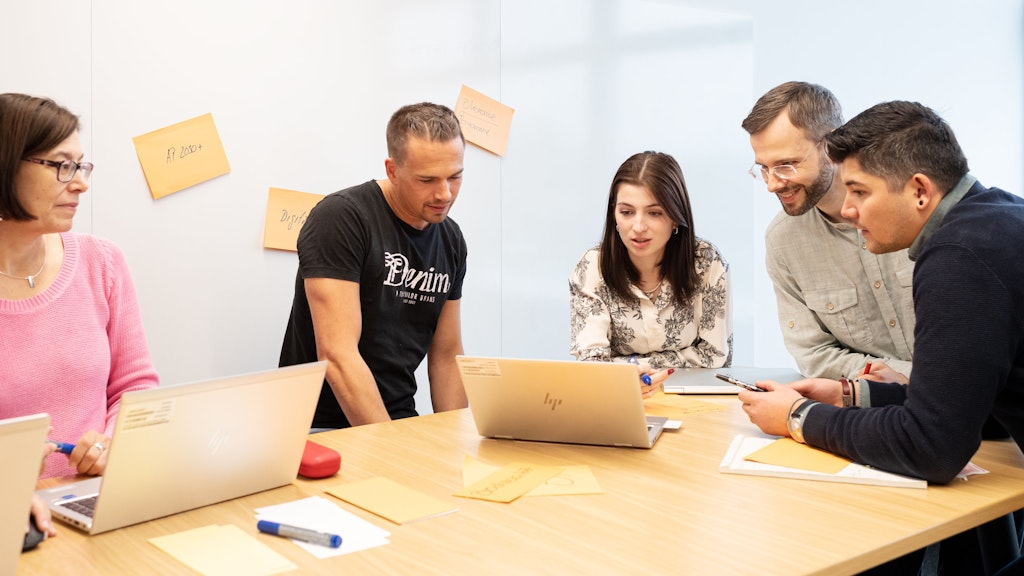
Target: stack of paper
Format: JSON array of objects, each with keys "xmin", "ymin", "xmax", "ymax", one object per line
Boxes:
[{"xmin": 719, "ymin": 435, "xmax": 928, "ymax": 489}]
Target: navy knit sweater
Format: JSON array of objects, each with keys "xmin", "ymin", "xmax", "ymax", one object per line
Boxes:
[{"xmin": 802, "ymin": 179, "xmax": 1024, "ymax": 483}]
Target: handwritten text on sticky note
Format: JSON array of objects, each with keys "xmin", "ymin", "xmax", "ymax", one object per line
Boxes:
[{"xmin": 132, "ymin": 113, "xmax": 231, "ymax": 199}]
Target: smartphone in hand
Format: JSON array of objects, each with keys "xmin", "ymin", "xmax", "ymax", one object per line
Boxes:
[{"xmin": 715, "ymin": 373, "xmax": 767, "ymax": 392}]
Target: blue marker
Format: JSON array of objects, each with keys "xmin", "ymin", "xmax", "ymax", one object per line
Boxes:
[
  {"xmin": 49, "ymin": 441, "xmax": 76, "ymax": 455},
  {"xmin": 257, "ymin": 520, "xmax": 342, "ymax": 548},
  {"xmin": 627, "ymin": 355, "xmax": 653, "ymax": 386}
]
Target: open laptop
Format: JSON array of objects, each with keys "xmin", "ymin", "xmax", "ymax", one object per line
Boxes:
[
  {"xmin": 662, "ymin": 366, "xmax": 804, "ymax": 394},
  {"xmin": 36, "ymin": 362, "xmax": 326, "ymax": 534},
  {"xmin": 456, "ymin": 356, "xmax": 667, "ymax": 449},
  {"xmin": 1, "ymin": 413, "xmax": 49, "ymax": 575}
]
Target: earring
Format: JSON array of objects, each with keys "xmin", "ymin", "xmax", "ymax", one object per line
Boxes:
[
  {"xmin": 673, "ymin": 226, "xmax": 679, "ymax": 235},
  {"xmin": 918, "ymin": 200, "xmax": 924, "ymax": 206}
]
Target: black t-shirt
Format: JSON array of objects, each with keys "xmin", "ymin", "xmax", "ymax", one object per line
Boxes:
[{"xmin": 279, "ymin": 180, "xmax": 467, "ymax": 428}]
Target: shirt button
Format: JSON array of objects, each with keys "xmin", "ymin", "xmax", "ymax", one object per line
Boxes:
[
  {"xmin": 862, "ymin": 243, "xmax": 867, "ymax": 249},
  {"xmin": 827, "ymin": 303, "xmax": 835, "ymax": 311},
  {"xmin": 874, "ymin": 281, "xmax": 881, "ymax": 289},
  {"xmin": 788, "ymin": 321, "xmax": 795, "ymax": 329},
  {"xmin": 889, "ymin": 319, "xmax": 897, "ymax": 327}
]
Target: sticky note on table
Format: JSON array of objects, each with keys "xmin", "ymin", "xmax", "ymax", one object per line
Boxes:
[
  {"xmin": 462, "ymin": 456, "xmax": 602, "ymax": 496},
  {"xmin": 149, "ymin": 524, "xmax": 295, "ymax": 576},
  {"xmin": 454, "ymin": 461, "xmax": 563, "ymax": 503},
  {"xmin": 132, "ymin": 113, "xmax": 231, "ymax": 199},
  {"xmin": 326, "ymin": 476, "xmax": 458, "ymax": 525},
  {"xmin": 744, "ymin": 437, "xmax": 851, "ymax": 474}
]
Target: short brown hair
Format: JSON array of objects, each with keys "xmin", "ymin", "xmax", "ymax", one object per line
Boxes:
[
  {"xmin": 385, "ymin": 102, "xmax": 464, "ymax": 163},
  {"xmin": 0, "ymin": 93, "xmax": 80, "ymax": 220},
  {"xmin": 741, "ymin": 81, "xmax": 843, "ymax": 142}
]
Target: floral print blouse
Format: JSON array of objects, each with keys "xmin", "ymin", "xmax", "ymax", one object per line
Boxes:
[{"xmin": 569, "ymin": 238, "xmax": 732, "ymax": 369}]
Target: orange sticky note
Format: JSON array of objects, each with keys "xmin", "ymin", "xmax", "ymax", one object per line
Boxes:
[
  {"xmin": 132, "ymin": 113, "xmax": 231, "ymax": 199},
  {"xmin": 454, "ymin": 85, "xmax": 515, "ymax": 156},
  {"xmin": 326, "ymin": 477, "xmax": 457, "ymax": 525},
  {"xmin": 454, "ymin": 462, "xmax": 563, "ymax": 503},
  {"xmin": 263, "ymin": 188, "xmax": 324, "ymax": 251},
  {"xmin": 744, "ymin": 438, "xmax": 851, "ymax": 474}
]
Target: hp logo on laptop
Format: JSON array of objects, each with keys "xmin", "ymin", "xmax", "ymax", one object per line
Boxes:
[{"xmin": 543, "ymin": 393, "xmax": 563, "ymax": 411}]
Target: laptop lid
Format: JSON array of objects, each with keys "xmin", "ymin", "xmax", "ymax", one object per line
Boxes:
[
  {"xmin": 0, "ymin": 413, "xmax": 49, "ymax": 575},
  {"xmin": 662, "ymin": 366, "xmax": 804, "ymax": 394},
  {"xmin": 457, "ymin": 356, "xmax": 665, "ymax": 449},
  {"xmin": 37, "ymin": 362, "xmax": 326, "ymax": 534}
]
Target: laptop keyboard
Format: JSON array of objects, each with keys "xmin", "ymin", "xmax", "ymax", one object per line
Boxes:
[{"xmin": 58, "ymin": 495, "xmax": 98, "ymax": 518}]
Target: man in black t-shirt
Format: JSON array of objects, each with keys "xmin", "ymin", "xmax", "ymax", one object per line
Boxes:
[{"xmin": 280, "ymin": 103, "xmax": 468, "ymax": 429}]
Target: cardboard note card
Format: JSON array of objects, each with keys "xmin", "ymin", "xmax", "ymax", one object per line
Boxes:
[
  {"xmin": 454, "ymin": 85, "xmax": 515, "ymax": 156},
  {"xmin": 133, "ymin": 113, "xmax": 231, "ymax": 199},
  {"xmin": 263, "ymin": 187, "xmax": 325, "ymax": 251},
  {"xmin": 149, "ymin": 524, "xmax": 296, "ymax": 576},
  {"xmin": 455, "ymin": 461, "xmax": 564, "ymax": 503},
  {"xmin": 326, "ymin": 476, "xmax": 458, "ymax": 525},
  {"xmin": 744, "ymin": 437, "xmax": 850, "ymax": 474},
  {"xmin": 462, "ymin": 456, "xmax": 602, "ymax": 497}
]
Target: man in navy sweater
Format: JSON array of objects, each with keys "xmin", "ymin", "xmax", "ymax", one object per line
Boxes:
[{"xmin": 741, "ymin": 100, "xmax": 1024, "ymax": 574}]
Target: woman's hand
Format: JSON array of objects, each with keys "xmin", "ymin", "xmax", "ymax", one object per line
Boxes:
[{"xmin": 67, "ymin": 431, "xmax": 111, "ymax": 476}]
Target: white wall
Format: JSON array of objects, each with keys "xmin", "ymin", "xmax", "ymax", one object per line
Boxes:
[{"xmin": 2, "ymin": 0, "xmax": 1021, "ymax": 413}]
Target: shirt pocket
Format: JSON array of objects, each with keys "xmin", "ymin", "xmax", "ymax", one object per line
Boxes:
[{"xmin": 804, "ymin": 285, "xmax": 874, "ymax": 347}]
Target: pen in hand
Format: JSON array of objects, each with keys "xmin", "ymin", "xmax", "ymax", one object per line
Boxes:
[
  {"xmin": 257, "ymin": 520, "xmax": 342, "ymax": 548},
  {"xmin": 862, "ymin": 362, "xmax": 873, "ymax": 376},
  {"xmin": 47, "ymin": 441, "xmax": 75, "ymax": 455},
  {"xmin": 627, "ymin": 355, "xmax": 652, "ymax": 385}
]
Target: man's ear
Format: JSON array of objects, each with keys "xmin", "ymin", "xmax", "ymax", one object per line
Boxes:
[
  {"xmin": 384, "ymin": 157, "xmax": 398, "ymax": 181},
  {"xmin": 909, "ymin": 173, "xmax": 939, "ymax": 210}
]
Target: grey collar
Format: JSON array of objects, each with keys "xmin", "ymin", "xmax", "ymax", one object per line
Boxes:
[{"xmin": 908, "ymin": 174, "xmax": 977, "ymax": 261}]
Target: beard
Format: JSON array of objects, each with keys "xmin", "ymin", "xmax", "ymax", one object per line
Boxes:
[{"xmin": 778, "ymin": 162, "xmax": 835, "ymax": 216}]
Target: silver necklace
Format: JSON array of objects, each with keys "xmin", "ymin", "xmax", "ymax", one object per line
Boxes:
[
  {"xmin": 0, "ymin": 240, "xmax": 47, "ymax": 288},
  {"xmin": 642, "ymin": 284, "xmax": 660, "ymax": 300}
]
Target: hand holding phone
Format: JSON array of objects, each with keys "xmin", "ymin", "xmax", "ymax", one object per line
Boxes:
[{"xmin": 715, "ymin": 372, "xmax": 767, "ymax": 392}]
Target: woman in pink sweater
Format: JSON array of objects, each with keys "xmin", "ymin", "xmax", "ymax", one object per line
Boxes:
[{"xmin": 0, "ymin": 93, "xmax": 159, "ymax": 480}]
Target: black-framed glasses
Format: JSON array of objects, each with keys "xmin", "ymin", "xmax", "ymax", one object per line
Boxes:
[
  {"xmin": 22, "ymin": 158, "xmax": 94, "ymax": 182},
  {"xmin": 747, "ymin": 144, "xmax": 818, "ymax": 183}
]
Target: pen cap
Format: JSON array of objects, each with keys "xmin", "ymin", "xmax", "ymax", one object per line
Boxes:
[{"xmin": 298, "ymin": 440, "xmax": 341, "ymax": 478}]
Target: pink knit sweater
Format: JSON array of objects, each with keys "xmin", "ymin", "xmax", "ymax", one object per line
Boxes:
[{"xmin": 0, "ymin": 233, "xmax": 159, "ymax": 478}]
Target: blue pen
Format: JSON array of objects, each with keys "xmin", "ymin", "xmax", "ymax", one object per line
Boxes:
[
  {"xmin": 627, "ymin": 355, "xmax": 653, "ymax": 386},
  {"xmin": 48, "ymin": 441, "xmax": 76, "ymax": 455},
  {"xmin": 257, "ymin": 520, "xmax": 342, "ymax": 548}
]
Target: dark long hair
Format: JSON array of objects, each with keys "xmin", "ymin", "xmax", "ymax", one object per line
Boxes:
[{"xmin": 599, "ymin": 151, "xmax": 697, "ymax": 304}]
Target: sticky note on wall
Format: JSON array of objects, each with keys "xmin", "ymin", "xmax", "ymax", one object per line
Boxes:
[
  {"xmin": 454, "ymin": 85, "xmax": 515, "ymax": 156},
  {"xmin": 263, "ymin": 188, "xmax": 325, "ymax": 252},
  {"xmin": 132, "ymin": 113, "xmax": 231, "ymax": 199}
]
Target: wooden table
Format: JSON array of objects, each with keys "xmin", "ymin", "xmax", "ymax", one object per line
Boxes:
[{"xmin": 18, "ymin": 399, "xmax": 1024, "ymax": 575}]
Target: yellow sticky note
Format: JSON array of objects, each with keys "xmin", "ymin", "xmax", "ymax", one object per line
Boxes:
[
  {"xmin": 744, "ymin": 437, "xmax": 851, "ymax": 474},
  {"xmin": 644, "ymin": 393, "xmax": 726, "ymax": 418},
  {"xmin": 455, "ymin": 462, "xmax": 563, "ymax": 503},
  {"xmin": 326, "ymin": 476, "xmax": 457, "ymax": 525},
  {"xmin": 149, "ymin": 524, "xmax": 296, "ymax": 576},
  {"xmin": 454, "ymin": 85, "xmax": 515, "ymax": 156},
  {"xmin": 263, "ymin": 188, "xmax": 325, "ymax": 251},
  {"xmin": 462, "ymin": 456, "xmax": 602, "ymax": 497},
  {"xmin": 132, "ymin": 113, "xmax": 231, "ymax": 199}
]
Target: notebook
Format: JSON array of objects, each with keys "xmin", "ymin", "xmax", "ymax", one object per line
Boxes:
[
  {"xmin": 456, "ymin": 356, "xmax": 667, "ymax": 449},
  {"xmin": 36, "ymin": 362, "xmax": 326, "ymax": 534},
  {"xmin": 0, "ymin": 413, "xmax": 50, "ymax": 575},
  {"xmin": 662, "ymin": 366, "xmax": 804, "ymax": 394}
]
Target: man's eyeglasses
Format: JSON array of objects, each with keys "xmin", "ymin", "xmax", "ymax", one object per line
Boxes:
[
  {"xmin": 747, "ymin": 145, "xmax": 817, "ymax": 183},
  {"xmin": 22, "ymin": 158, "xmax": 94, "ymax": 183}
]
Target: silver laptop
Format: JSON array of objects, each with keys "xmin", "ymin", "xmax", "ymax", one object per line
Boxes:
[
  {"xmin": 36, "ymin": 362, "xmax": 326, "ymax": 534},
  {"xmin": 662, "ymin": 366, "xmax": 804, "ymax": 394},
  {"xmin": 1, "ymin": 413, "xmax": 50, "ymax": 575},
  {"xmin": 457, "ymin": 356, "xmax": 668, "ymax": 449}
]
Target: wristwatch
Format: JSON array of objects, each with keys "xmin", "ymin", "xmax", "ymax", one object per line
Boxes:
[
  {"xmin": 787, "ymin": 400, "xmax": 818, "ymax": 444},
  {"xmin": 839, "ymin": 378, "xmax": 854, "ymax": 407}
]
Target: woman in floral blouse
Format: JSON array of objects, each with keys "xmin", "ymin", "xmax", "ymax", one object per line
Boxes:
[{"xmin": 569, "ymin": 151, "xmax": 732, "ymax": 393}]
